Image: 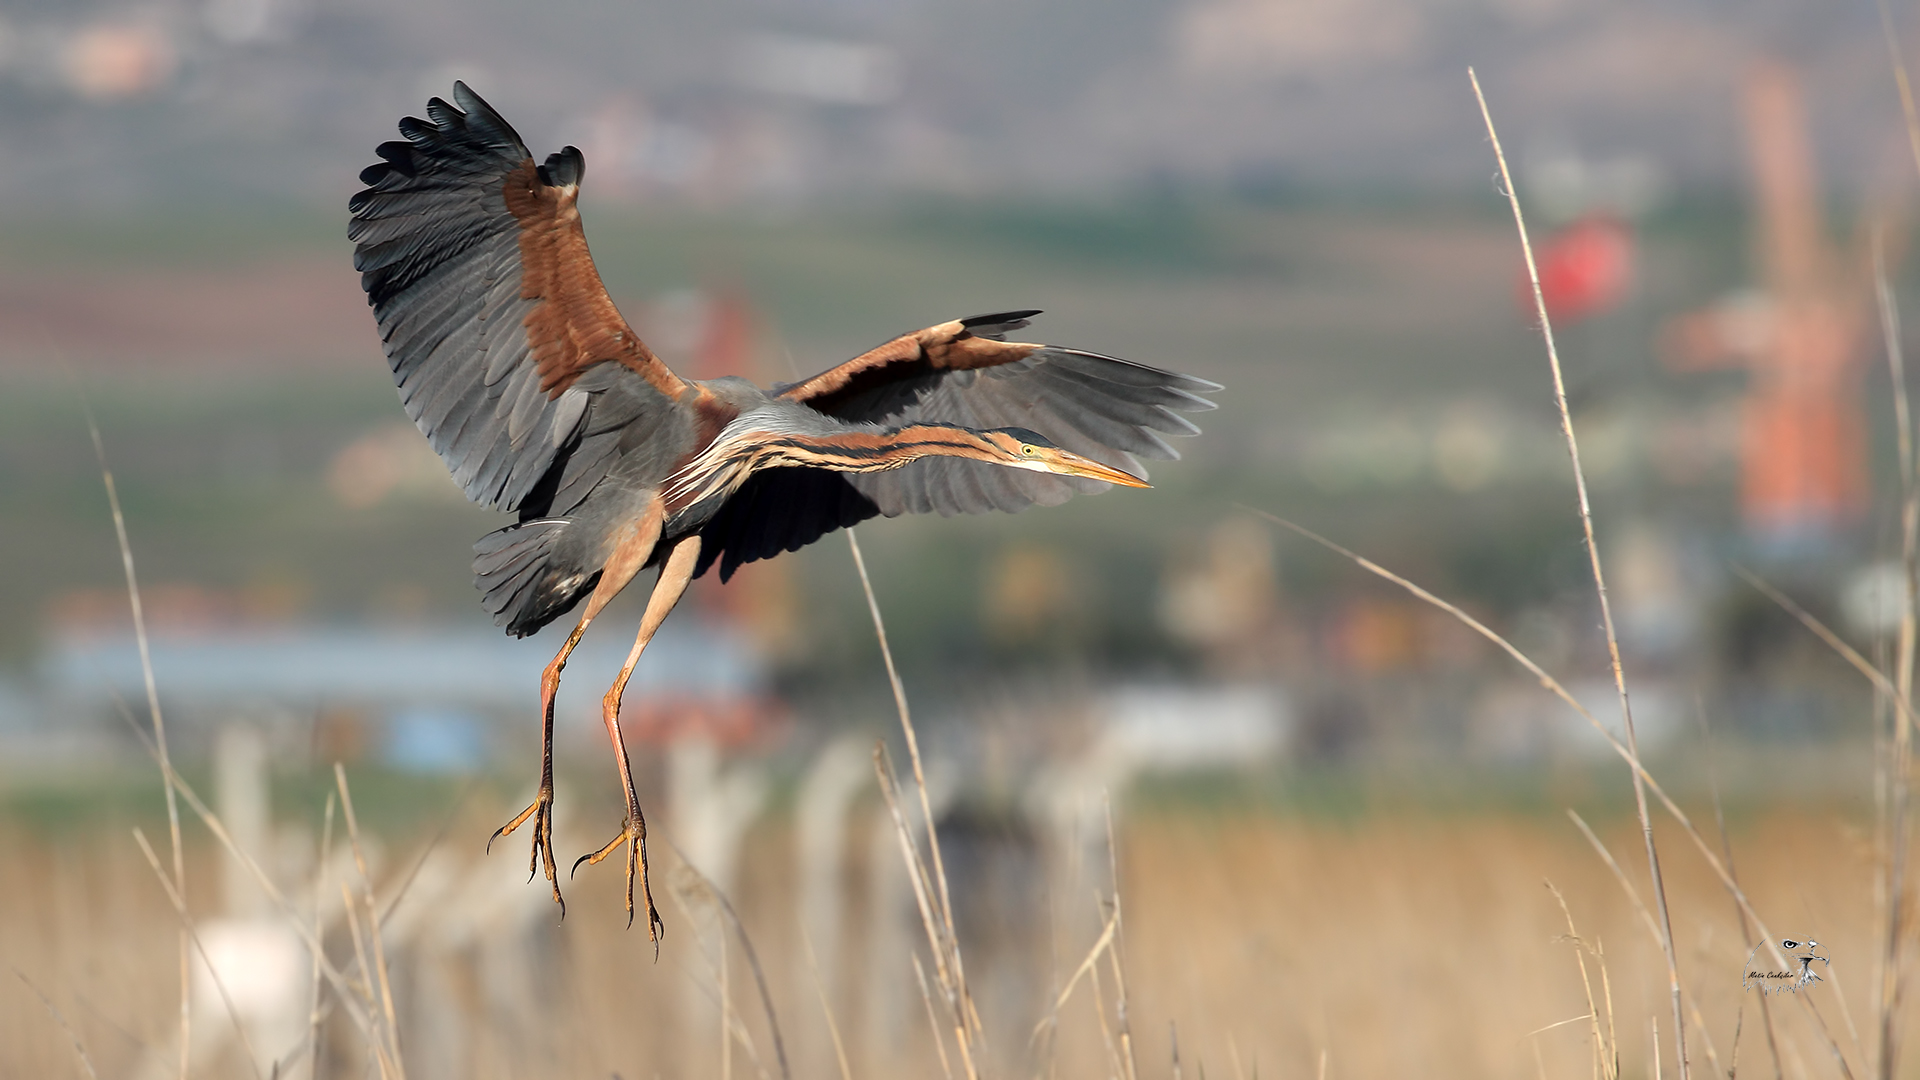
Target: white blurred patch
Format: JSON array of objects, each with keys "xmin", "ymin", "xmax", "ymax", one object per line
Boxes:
[
  {"xmin": 1842, "ymin": 560, "xmax": 1910, "ymax": 638},
  {"xmin": 1100, "ymin": 684, "xmax": 1290, "ymax": 771},
  {"xmin": 191, "ymin": 917, "xmax": 306, "ymax": 1023},
  {"xmin": 733, "ymin": 34, "xmax": 900, "ymax": 106},
  {"xmin": 1177, "ymin": 0, "xmax": 1425, "ymax": 79}
]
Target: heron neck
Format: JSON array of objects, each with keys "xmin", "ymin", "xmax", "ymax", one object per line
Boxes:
[
  {"xmin": 664, "ymin": 420, "xmax": 1002, "ymax": 512},
  {"xmin": 790, "ymin": 423, "xmax": 1004, "ymax": 471}
]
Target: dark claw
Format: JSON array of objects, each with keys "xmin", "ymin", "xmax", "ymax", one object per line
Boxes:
[{"xmin": 491, "ymin": 791, "xmax": 566, "ymax": 916}]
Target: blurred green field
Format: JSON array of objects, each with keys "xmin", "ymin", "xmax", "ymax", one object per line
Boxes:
[{"xmin": 0, "ymin": 192, "xmax": 1782, "ymax": 684}]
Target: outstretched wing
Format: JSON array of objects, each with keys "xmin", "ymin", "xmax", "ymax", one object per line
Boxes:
[
  {"xmin": 694, "ymin": 467, "xmax": 882, "ymax": 581},
  {"xmin": 779, "ymin": 310, "xmax": 1219, "ymax": 515},
  {"xmin": 695, "ymin": 311, "xmax": 1219, "ymax": 580},
  {"xmin": 349, "ymin": 81, "xmax": 688, "ymax": 514}
]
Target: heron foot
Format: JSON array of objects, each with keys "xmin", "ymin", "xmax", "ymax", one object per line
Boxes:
[
  {"xmin": 490, "ymin": 786, "xmax": 564, "ymax": 917},
  {"xmin": 572, "ymin": 811, "xmax": 664, "ymax": 954}
]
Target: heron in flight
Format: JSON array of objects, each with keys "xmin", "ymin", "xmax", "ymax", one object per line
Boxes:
[{"xmin": 349, "ymin": 83, "xmax": 1219, "ymax": 942}]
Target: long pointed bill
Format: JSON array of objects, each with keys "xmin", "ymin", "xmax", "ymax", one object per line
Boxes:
[{"xmin": 1035, "ymin": 448, "xmax": 1151, "ymax": 488}]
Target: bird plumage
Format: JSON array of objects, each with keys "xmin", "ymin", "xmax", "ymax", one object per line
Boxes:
[
  {"xmin": 351, "ymin": 82, "xmax": 1217, "ymax": 638},
  {"xmin": 350, "ymin": 81, "xmax": 1221, "ymax": 929}
]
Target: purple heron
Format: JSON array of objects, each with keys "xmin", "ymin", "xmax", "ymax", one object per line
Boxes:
[{"xmin": 349, "ymin": 83, "xmax": 1218, "ymax": 942}]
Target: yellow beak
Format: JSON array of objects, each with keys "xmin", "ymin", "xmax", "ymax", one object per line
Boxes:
[{"xmin": 1034, "ymin": 448, "xmax": 1151, "ymax": 488}]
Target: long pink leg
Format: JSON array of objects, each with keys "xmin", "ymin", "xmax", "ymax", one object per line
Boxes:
[
  {"xmin": 490, "ymin": 501, "xmax": 664, "ymax": 915},
  {"xmin": 572, "ymin": 533, "xmax": 702, "ymax": 946}
]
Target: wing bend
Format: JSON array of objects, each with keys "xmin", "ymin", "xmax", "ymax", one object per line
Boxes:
[{"xmin": 350, "ymin": 81, "xmax": 686, "ymax": 512}]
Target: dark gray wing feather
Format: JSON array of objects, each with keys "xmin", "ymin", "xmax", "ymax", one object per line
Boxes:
[
  {"xmin": 694, "ymin": 469, "xmax": 882, "ymax": 581},
  {"xmin": 837, "ymin": 344, "xmax": 1218, "ymax": 517},
  {"xmin": 349, "ymin": 82, "xmax": 662, "ymax": 516}
]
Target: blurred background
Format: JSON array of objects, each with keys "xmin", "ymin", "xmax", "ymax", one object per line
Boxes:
[{"xmin": 2, "ymin": 0, "xmax": 1917, "ymax": 1077}]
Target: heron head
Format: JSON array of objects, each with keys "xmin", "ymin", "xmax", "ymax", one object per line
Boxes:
[{"xmin": 981, "ymin": 428, "xmax": 1150, "ymax": 488}]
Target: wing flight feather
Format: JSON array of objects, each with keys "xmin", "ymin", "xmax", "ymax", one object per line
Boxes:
[{"xmin": 350, "ymin": 81, "xmax": 686, "ymax": 514}]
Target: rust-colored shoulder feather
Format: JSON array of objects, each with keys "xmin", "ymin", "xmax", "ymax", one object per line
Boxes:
[
  {"xmin": 350, "ymin": 82, "xmax": 688, "ymax": 513},
  {"xmin": 500, "ymin": 158, "xmax": 686, "ymax": 401},
  {"xmin": 778, "ymin": 311, "xmax": 1041, "ymax": 411}
]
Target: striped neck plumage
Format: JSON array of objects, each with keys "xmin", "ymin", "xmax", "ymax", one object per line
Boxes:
[{"xmin": 663, "ymin": 417, "xmax": 999, "ymax": 508}]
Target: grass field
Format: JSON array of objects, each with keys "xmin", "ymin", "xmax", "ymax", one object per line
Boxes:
[
  {"xmin": 0, "ymin": 786, "xmax": 1891, "ymax": 1080},
  {"xmin": 0, "ymin": 90, "xmax": 1910, "ymax": 1080}
]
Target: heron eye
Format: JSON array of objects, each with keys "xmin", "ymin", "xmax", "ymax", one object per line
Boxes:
[{"xmin": 1022, "ymin": 445, "xmax": 1035, "ymax": 455}]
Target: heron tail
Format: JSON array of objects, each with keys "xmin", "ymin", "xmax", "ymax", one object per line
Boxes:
[{"xmin": 473, "ymin": 518, "xmax": 596, "ymax": 638}]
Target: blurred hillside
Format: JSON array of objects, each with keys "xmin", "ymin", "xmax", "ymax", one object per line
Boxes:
[
  {"xmin": 0, "ymin": 194, "xmax": 1752, "ymax": 657},
  {"xmin": 0, "ymin": 184, "xmax": 1896, "ymax": 764},
  {"xmin": 0, "ymin": 0, "xmax": 1912, "ymax": 769},
  {"xmin": 0, "ymin": 0, "xmax": 1907, "ymax": 211}
]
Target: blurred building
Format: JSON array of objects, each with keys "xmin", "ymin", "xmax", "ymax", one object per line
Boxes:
[
  {"xmin": 1663, "ymin": 61, "xmax": 1885, "ymax": 557},
  {"xmin": 23, "ymin": 618, "xmax": 768, "ymax": 772}
]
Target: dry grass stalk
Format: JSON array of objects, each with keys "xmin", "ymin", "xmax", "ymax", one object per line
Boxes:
[
  {"xmin": 1738, "ymin": 544, "xmax": 1920, "ymax": 1080},
  {"xmin": 1469, "ymin": 65, "xmax": 1690, "ymax": 1080},
  {"xmin": 1874, "ymin": 218, "xmax": 1917, "ymax": 1080},
  {"xmin": 1821, "ymin": 939, "xmax": 1868, "ymax": 1069},
  {"xmin": 911, "ymin": 952, "xmax": 957, "ymax": 1080},
  {"xmin": 1566, "ymin": 813, "xmax": 1665, "ymax": 967},
  {"xmin": 309, "ymin": 791, "xmax": 338, "ymax": 1080},
  {"xmin": 1565, "ymin": 813, "xmax": 1727, "ymax": 1078},
  {"xmin": 13, "ymin": 967, "xmax": 102, "ymax": 1080},
  {"xmin": 1685, "ymin": 984, "xmax": 1726, "ymax": 1078},
  {"xmin": 122, "ymin": 721, "xmax": 385, "ymax": 1045},
  {"xmin": 1103, "ymin": 802, "xmax": 1140, "ymax": 1080},
  {"xmin": 1086, "ymin": 953, "xmax": 1124, "ymax": 1080},
  {"xmin": 1699, "ymin": 706, "xmax": 1787, "ymax": 1080},
  {"xmin": 1867, "ymin": 8, "xmax": 1920, "ymax": 1069},
  {"xmin": 800, "ymin": 927, "xmax": 855, "ymax": 1080},
  {"xmin": 103, "ymin": 634, "xmax": 403, "ymax": 1076},
  {"xmin": 89, "ymin": 403, "xmax": 408, "ymax": 1078},
  {"xmin": 85, "ymin": 406, "xmax": 189, "ymax": 1080},
  {"xmin": 1032, "ymin": 833, "xmax": 1145, "ymax": 1080},
  {"xmin": 1878, "ymin": 0, "xmax": 1920, "ymax": 182},
  {"xmin": 335, "ymin": 764, "xmax": 406, "ymax": 1078},
  {"xmin": 1033, "ymin": 905, "xmax": 1118, "ymax": 1049},
  {"xmin": 670, "ymin": 843, "xmax": 793, "ymax": 1080},
  {"xmin": 1738, "ymin": 543, "xmax": 1920, "ymax": 1080},
  {"xmin": 722, "ymin": 900, "xmax": 734, "ymax": 1080},
  {"xmin": 129, "ymin": 827, "xmax": 266, "ymax": 1080},
  {"xmin": 335, "ymin": 879, "xmax": 396, "ymax": 1077},
  {"xmin": 850, "ymin": 527, "xmax": 984, "ymax": 1080},
  {"xmin": 874, "ymin": 744, "xmax": 977, "ymax": 1080},
  {"xmin": 660, "ymin": 873, "xmax": 746, "ymax": 1079},
  {"xmin": 1244, "ymin": 509, "xmax": 1769, "ymax": 936},
  {"xmin": 1546, "ymin": 880, "xmax": 1617, "ymax": 1080},
  {"xmin": 1250, "ymin": 504, "xmax": 1865, "ymax": 1075}
]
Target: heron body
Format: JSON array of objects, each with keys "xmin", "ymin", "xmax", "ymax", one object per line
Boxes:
[{"xmin": 350, "ymin": 82, "xmax": 1218, "ymax": 940}]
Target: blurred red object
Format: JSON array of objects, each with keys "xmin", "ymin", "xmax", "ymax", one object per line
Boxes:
[
  {"xmin": 621, "ymin": 693, "xmax": 789, "ymax": 749},
  {"xmin": 1519, "ymin": 214, "xmax": 1634, "ymax": 324}
]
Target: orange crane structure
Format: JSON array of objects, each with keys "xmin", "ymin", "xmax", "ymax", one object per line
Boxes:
[{"xmin": 1664, "ymin": 61, "xmax": 1894, "ymax": 551}]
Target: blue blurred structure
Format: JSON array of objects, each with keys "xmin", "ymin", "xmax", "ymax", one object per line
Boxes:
[
  {"xmin": 46, "ymin": 622, "xmax": 756, "ymax": 708},
  {"xmin": 384, "ymin": 705, "xmax": 488, "ymax": 774},
  {"xmin": 13, "ymin": 619, "xmax": 765, "ymax": 770}
]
